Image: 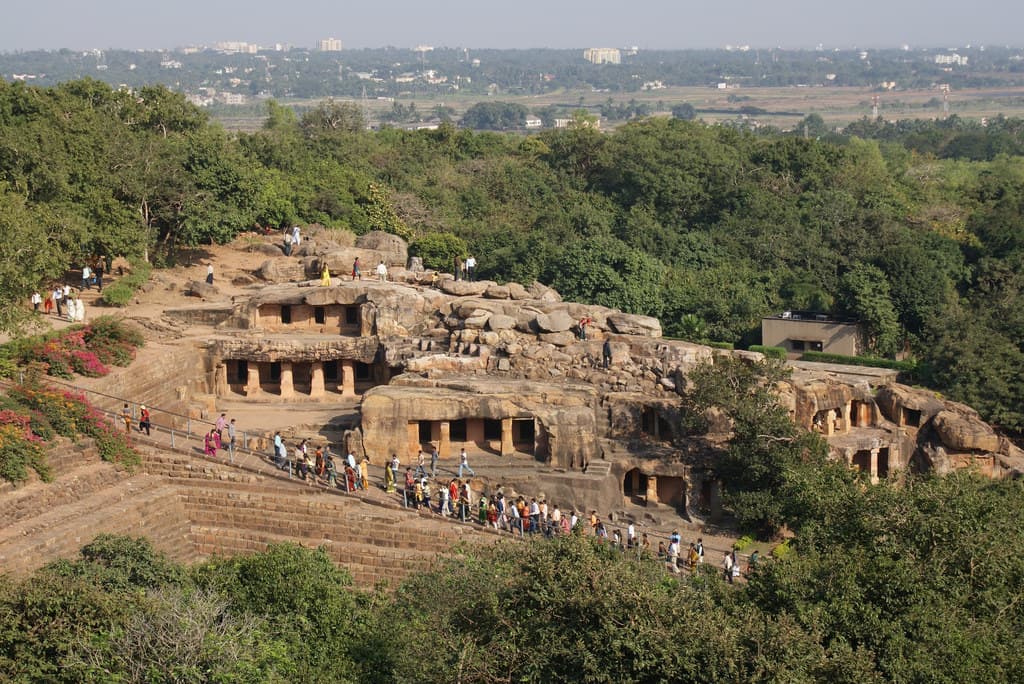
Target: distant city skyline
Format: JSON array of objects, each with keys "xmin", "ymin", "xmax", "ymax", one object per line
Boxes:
[{"xmin": 2, "ymin": 0, "xmax": 1022, "ymax": 52}]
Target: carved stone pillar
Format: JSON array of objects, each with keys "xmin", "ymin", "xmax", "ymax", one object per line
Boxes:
[
  {"xmin": 279, "ymin": 362, "xmax": 294, "ymax": 399},
  {"xmin": 869, "ymin": 448, "xmax": 880, "ymax": 485},
  {"xmin": 440, "ymin": 420, "xmax": 451, "ymax": 460},
  {"xmin": 244, "ymin": 364, "xmax": 261, "ymax": 396},
  {"xmin": 310, "ymin": 362, "xmax": 325, "ymax": 398},
  {"xmin": 500, "ymin": 418, "xmax": 513, "ymax": 457},
  {"xmin": 340, "ymin": 359, "xmax": 356, "ymax": 398}
]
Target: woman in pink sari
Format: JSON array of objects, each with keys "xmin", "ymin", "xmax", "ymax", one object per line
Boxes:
[{"xmin": 204, "ymin": 429, "xmax": 218, "ymax": 457}]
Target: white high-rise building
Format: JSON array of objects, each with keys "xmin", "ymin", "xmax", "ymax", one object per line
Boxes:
[
  {"xmin": 583, "ymin": 48, "xmax": 621, "ymax": 65},
  {"xmin": 317, "ymin": 37, "xmax": 343, "ymax": 52}
]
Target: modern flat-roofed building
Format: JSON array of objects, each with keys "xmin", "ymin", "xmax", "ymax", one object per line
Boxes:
[
  {"xmin": 583, "ymin": 47, "xmax": 621, "ymax": 65},
  {"xmin": 761, "ymin": 311, "xmax": 863, "ymax": 357},
  {"xmin": 317, "ymin": 37, "xmax": 343, "ymax": 52}
]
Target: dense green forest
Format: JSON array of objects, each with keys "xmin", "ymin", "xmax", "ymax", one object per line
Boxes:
[
  {"xmin": 4, "ymin": 465, "xmax": 1024, "ymax": 682},
  {"xmin": 2, "ymin": 79, "xmax": 1024, "ymax": 432}
]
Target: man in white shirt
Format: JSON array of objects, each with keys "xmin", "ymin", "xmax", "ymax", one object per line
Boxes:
[
  {"xmin": 30, "ymin": 292, "xmax": 41, "ymax": 311},
  {"xmin": 464, "ymin": 255, "xmax": 476, "ymax": 281},
  {"xmin": 376, "ymin": 261, "xmax": 388, "ymax": 282}
]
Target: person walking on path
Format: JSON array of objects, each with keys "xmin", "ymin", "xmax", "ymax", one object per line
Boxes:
[
  {"xmin": 52, "ymin": 287, "xmax": 63, "ymax": 317},
  {"xmin": 458, "ymin": 447, "xmax": 475, "ymax": 478},
  {"xmin": 723, "ymin": 552, "xmax": 734, "ymax": 583},
  {"xmin": 227, "ymin": 418, "xmax": 237, "ymax": 458},
  {"xmin": 81, "ymin": 265, "xmax": 91, "ymax": 290},
  {"xmin": 204, "ymin": 429, "xmax": 218, "ymax": 458},
  {"xmin": 215, "ymin": 413, "xmax": 227, "ymax": 440},
  {"xmin": 139, "ymin": 405, "xmax": 151, "ymax": 436},
  {"xmin": 206, "ymin": 264, "xmax": 214, "ymax": 285},
  {"xmin": 121, "ymin": 403, "xmax": 132, "ymax": 434},
  {"xmin": 30, "ymin": 292, "xmax": 41, "ymax": 312},
  {"xmin": 95, "ymin": 263, "xmax": 103, "ymax": 292},
  {"xmin": 359, "ymin": 456, "xmax": 369, "ymax": 491},
  {"xmin": 43, "ymin": 290, "xmax": 53, "ymax": 315}
]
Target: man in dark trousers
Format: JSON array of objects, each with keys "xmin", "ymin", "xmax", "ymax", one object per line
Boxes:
[{"xmin": 602, "ymin": 339, "xmax": 612, "ymax": 369}]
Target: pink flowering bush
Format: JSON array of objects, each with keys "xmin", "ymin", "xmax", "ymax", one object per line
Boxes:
[
  {"xmin": 5, "ymin": 384, "xmax": 139, "ymax": 470},
  {"xmin": 1, "ymin": 317, "xmax": 142, "ymax": 380}
]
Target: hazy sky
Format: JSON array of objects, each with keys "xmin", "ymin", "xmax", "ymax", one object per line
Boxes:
[{"xmin": 2, "ymin": 0, "xmax": 1021, "ymax": 51}]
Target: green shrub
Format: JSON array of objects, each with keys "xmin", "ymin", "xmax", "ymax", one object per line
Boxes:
[
  {"xmin": 749, "ymin": 344, "xmax": 787, "ymax": 359},
  {"xmin": 409, "ymin": 232, "xmax": 468, "ymax": 271},
  {"xmin": 101, "ymin": 259, "xmax": 152, "ymax": 307},
  {"xmin": 0, "ymin": 423, "xmax": 51, "ymax": 484},
  {"xmin": 733, "ymin": 535, "xmax": 755, "ymax": 552},
  {"xmin": 707, "ymin": 341, "xmax": 735, "ymax": 350},
  {"xmin": 771, "ymin": 539, "xmax": 794, "ymax": 560},
  {"xmin": 800, "ymin": 351, "xmax": 917, "ymax": 372}
]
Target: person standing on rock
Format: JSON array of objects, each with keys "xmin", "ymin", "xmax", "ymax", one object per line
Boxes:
[
  {"xmin": 352, "ymin": 257, "xmax": 361, "ymax": 281},
  {"xmin": 464, "ymin": 255, "xmax": 476, "ymax": 282},
  {"xmin": 359, "ymin": 456, "xmax": 369, "ymax": 491},
  {"xmin": 415, "ymin": 449, "xmax": 427, "ymax": 479},
  {"xmin": 430, "ymin": 444, "xmax": 439, "ymax": 477},
  {"xmin": 206, "ymin": 264, "xmax": 214, "ymax": 285},
  {"xmin": 320, "ymin": 263, "xmax": 331, "ymax": 287},
  {"xmin": 458, "ymin": 447, "xmax": 475, "ymax": 478},
  {"xmin": 376, "ymin": 260, "xmax": 388, "ymax": 282},
  {"xmin": 602, "ymin": 339, "xmax": 613, "ymax": 370}
]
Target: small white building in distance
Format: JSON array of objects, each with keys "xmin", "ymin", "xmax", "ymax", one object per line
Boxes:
[
  {"xmin": 584, "ymin": 48, "xmax": 621, "ymax": 65},
  {"xmin": 317, "ymin": 37, "xmax": 343, "ymax": 52}
]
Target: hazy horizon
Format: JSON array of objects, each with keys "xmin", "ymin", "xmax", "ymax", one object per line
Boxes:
[{"xmin": 2, "ymin": 0, "xmax": 1022, "ymax": 52}]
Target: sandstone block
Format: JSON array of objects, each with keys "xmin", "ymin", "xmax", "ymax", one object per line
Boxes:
[
  {"xmin": 607, "ymin": 313, "xmax": 662, "ymax": 337},
  {"xmin": 355, "ymin": 231, "xmax": 409, "ymax": 265},
  {"xmin": 487, "ymin": 314, "xmax": 516, "ymax": 331},
  {"xmin": 484, "ymin": 284, "xmax": 511, "ymax": 299},
  {"xmin": 539, "ymin": 331, "xmax": 576, "ymax": 347},
  {"xmin": 257, "ymin": 258, "xmax": 306, "ymax": 282},
  {"xmin": 440, "ymin": 280, "xmax": 490, "ymax": 297},
  {"xmin": 462, "ymin": 310, "xmax": 492, "ymax": 329},
  {"xmin": 933, "ymin": 410, "xmax": 1000, "ymax": 453},
  {"xmin": 507, "ymin": 282, "xmax": 531, "ymax": 300},
  {"xmin": 535, "ymin": 310, "xmax": 574, "ymax": 333}
]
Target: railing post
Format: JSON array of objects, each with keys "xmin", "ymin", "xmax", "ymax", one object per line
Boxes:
[{"xmin": 170, "ymin": 428, "xmax": 175, "ymax": 448}]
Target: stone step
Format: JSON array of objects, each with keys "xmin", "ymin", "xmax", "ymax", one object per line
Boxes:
[
  {"xmin": 0, "ymin": 460, "xmax": 127, "ymax": 526},
  {"xmin": 0, "ymin": 482, "xmax": 193, "ymax": 575}
]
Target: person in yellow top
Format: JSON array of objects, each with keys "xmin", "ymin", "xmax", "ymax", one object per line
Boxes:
[{"xmin": 320, "ymin": 263, "xmax": 331, "ymax": 287}]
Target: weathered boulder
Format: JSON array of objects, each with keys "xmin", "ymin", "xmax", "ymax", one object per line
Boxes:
[
  {"xmin": 257, "ymin": 258, "xmax": 306, "ymax": 282},
  {"xmin": 355, "ymin": 231, "xmax": 408, "ymax": 265},
  {"xmin": 440, "ymin": 279, "xmax": 490, "ymax": 297},
  {"xmin": 528, "ymin": 281, "xmax": 562, "ymax": 303},
  {"xmin": 539, "ymin": 331, "xmax": 576, "ymax": 347},
  {"xmin": 535, "ymin": 310, "xmax": 575, "ymax": 333},
  {"xmin": 462, "ymin": 310, "xmax": 492, "ymax": 329},
  {"xmin": 408, "ymin": 256, "xmax": 424, "ymax": 272},
  {"xmin": 185, "ymin": 280, "xmax": 222, "ymax": 300},
  {"xmin": 932, "ymin": 410, "xmax": 1000, "ymax": 453},
  {"xmin": 507, "ymin": 282, "xmax": 532, "ymax": 300},
  {"xmin": 487, "ymin": 314, "xmax": 516, "ymax": 331},
  {"xmin": 607, "ymin": 313, "xmax": 662, "ymax": 337},
  {"xmin": 484, "ymin": 284, "xmax": 511, "ymax": 299}
]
